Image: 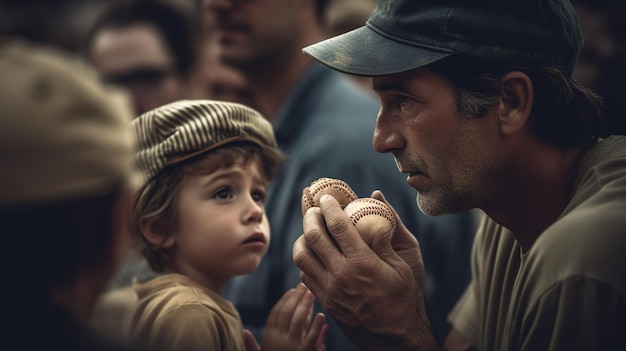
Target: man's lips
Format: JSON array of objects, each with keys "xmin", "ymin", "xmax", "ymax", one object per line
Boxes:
[
  {"xmin": 406, "ymin": 171, "xmax": 429, "ymax": 190},
  {"xmin": 399, "ymin": 167, "xmax": 424, "ymax": 176}
]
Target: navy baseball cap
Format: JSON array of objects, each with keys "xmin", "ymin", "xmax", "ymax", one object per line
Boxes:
[{"xmin": 303, "ymin": 0, "xmax": 583, "ymax": 76}]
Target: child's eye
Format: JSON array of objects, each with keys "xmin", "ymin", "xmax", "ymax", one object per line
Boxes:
[
  {"xmin": 251, "ymin": 190, "xmax": 266, "ymax": 204},
  {"xmin": 214, "ymin": 188, "xmax": 233, "ymax": 200}
]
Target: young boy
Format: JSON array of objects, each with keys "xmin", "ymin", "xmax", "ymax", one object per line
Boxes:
[{"xmin": 129, "ymin": 100, "xmax": 326, "ymax": 351}]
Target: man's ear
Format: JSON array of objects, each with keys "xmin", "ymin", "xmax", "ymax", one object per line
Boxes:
[
  {"xmin": 497, "ymin": 71, "xmax": 534, "ymax": 136},
  {"xmin": 140, "ymin": 219, "xmax": 175, "ymax": 249}
]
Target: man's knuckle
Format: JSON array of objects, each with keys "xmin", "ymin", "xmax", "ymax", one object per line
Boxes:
[
  {"xmin": 303, "ymin": 227, "xmax": 324, "ymax": 246},
  {"xmin": 332, "ymin": 267, "xmax": 352, "ymax": 285},
  {"xmin": 293, "ymin": 249, "xmax": 307, "ymax": 267},
  {"xmin": 325, "ymin": 215, "xmax": 350, "ymax": 234}
]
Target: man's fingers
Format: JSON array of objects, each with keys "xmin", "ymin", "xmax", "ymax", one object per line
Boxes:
[
  {"xmin": 299, "ymin": 204, "xmax": 346, "ymax": 271},
  {"xmin": 293, "ymin": 235, "xmax": 326, "ymax": 289},
  {"xmin": 317, "ymin": 194, "xmax": 371, "ymax": 259}
]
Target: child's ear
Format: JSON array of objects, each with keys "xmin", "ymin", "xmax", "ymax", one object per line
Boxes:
[
  {"xmin": 497, "ymin": 71, "xmax": 534, "ymax": 136},
  {"xmin": 140, "ymin": 219, "xmax": 175, "ymax": 249}
]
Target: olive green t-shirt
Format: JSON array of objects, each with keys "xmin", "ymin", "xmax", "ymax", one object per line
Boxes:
[
  {"xmin": 448, "ymin": 136, "xmax": 626, "ymax": 351},
  {"xmin": 131, "ymin": 273, "xmax": 246, "ymax": 351}
]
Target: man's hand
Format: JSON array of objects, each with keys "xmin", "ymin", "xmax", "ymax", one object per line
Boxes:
[{"xmin": 293, "ymin": 191, "xmax": 439, "ymax": 351}]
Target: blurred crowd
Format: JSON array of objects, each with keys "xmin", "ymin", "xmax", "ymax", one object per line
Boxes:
[
  {"xmin": 1, "ymin": 0, "xmax": 624, "ymax": 350},
  {"xmin": 2, "ymin": 0, "xmax": 624, "ymax": 134}
]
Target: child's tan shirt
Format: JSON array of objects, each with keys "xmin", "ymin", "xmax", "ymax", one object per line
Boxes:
[{"xmin": 131, "ymin": 273, "xmax": 245, "ymax": 351}]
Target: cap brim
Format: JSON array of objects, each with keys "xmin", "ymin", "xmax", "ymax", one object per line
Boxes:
[{"xmin": 303, "ymin": 25, "xmax": 452, "ymax": 77}]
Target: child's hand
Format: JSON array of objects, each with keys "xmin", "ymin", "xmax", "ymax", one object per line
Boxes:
[
  {"xmin": 243, "ymin": 329, "xmax": 261, "ymax": 351},
  {"xmin": 260, "ymin": 283, "xmax": 327, "ymax": 351}
]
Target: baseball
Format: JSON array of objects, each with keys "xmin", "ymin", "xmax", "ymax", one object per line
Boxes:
[
  {"xmin": 343, "ymin": 198, "xmax": 397, "ymax": 246},
  {"xmin": 301, "ymin": 177, "xmax": 358, "ymax": 215}
]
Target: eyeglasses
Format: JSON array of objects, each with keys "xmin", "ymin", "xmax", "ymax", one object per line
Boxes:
[{"xmin": 102, "ymin": 65, "xmax": 177, "ymax": 88}]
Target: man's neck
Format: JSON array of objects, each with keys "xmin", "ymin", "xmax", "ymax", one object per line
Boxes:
[{"xmin": 484, "ymin": 141, "xmax": 591, "ymax": 252}]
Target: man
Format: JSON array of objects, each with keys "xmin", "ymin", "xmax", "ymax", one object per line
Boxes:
[
  {"xmin": 85, "ymin": 0, "xmax": 202, "ymax": 115},
  {"xmin": 293, "ymin": 0, "xmax": 626, "ymax": 350},
  {"xmin": 205, "ymin": 0, "xmax": 476, "ymax": 348},
  {"xmin": 0, "ymin": 38, "xmax": 140, "ymax": 350}
]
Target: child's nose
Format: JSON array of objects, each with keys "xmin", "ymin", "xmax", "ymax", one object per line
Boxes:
[{"xmin": 243, "ymin": 195, "xmax": 264, "ymax": 223}]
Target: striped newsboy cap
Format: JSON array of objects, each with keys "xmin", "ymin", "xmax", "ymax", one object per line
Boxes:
[{"xmin": 133, "ymin": 100, "xmax": 278, "ymax": 182}]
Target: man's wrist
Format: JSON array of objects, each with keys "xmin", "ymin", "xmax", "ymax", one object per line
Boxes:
[{"xmin": 359, "ymin": 325, "xmax": 440, "ymax": 351}]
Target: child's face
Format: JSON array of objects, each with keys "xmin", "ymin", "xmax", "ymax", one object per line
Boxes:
[{"xmin": 170, "ymin": 158, "xmax": 270, "ymax": 291}]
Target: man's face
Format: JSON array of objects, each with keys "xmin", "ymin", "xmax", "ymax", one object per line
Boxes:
[
  {"xmin": 205, "ymin": 0, "xmax": 301, "ymax": 68},
  {"xmin": 372, "ymin": 68, "xmax": 506, "ymax": 216},
  {"xmin": 89, "ymin": 23, "xmax": 186, "ymax": 115}
]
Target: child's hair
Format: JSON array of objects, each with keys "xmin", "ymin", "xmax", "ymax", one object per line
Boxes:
[
  {"xmin": 132, "ymin": 141, "xmax": 284, "ymax": 272},
  {"xmin": 130, "ymin": 100, "xmax": 285, "ymax": 273}
]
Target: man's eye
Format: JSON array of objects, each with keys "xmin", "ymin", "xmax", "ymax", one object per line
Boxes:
[
  {"xmin": 395, "ymin": 95, "xmax": 416, "ymax": 113},
  {"xmin": 396, "ymin": 96, "xmax": 410, "ymax": 108}
]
